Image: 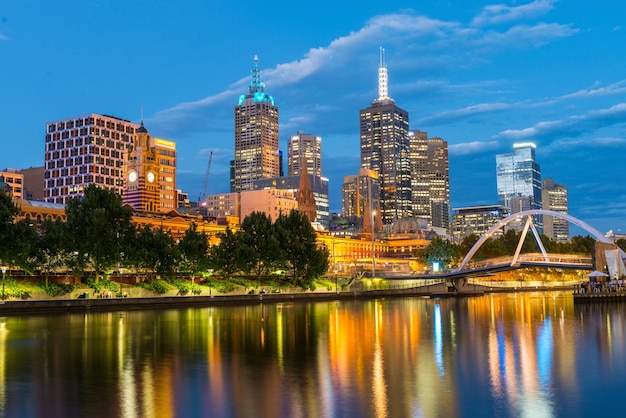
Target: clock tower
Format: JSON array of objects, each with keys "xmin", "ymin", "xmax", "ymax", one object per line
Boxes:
[{"xmin": 123, "ymin": 122, "xmax": 176, "ymax": 212}]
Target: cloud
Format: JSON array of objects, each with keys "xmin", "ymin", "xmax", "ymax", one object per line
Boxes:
[
  {"xmin": 450, "ymin": 140, "xmax": 499, "ymax": 156},
  {"xmin": 472, "ymin": 0, "xmax": 558, "ymax": 27},
  {"xmin": 417, "ymin": 102, "xmax": 514, "ymax": 125},
  {"xmin": 496, "ymin": 103, "xmax": 626, "ymax": 142},
  {"xmin": 149, "ymin": 4, "xmax": 579, "ymax": 141},
  {"xmin": 0, "ymin": 34, "xmax": 9, "ymax": 41},
  {"xmin": 474, "ymin": 22, "xmax": 578, "ymax": 47},
  {"xmin": 560, "ymin": 80, "xmax": 626, "ymax": 99}
]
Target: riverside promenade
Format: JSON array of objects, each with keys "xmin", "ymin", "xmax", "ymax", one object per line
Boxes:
[{"xmin": 0, "ymin": 278, "xmax": 582, "ymax": 315}]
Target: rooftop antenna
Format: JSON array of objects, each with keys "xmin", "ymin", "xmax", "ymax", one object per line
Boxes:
[
  {"xmin": 249, "ymin": 55, "xmax": 265, "ymax": 94},
  {"xmin": 377, "ymin": 47, "xmax": 390, "ymax": 102}
]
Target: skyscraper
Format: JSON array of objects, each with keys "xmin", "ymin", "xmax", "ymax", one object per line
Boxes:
[
  {"xmin": 542, "ymin": 177, "xmax": 569, "ymax": 242},
  {"xmin": 44, "ymin": 114, "xmax": 139, "ymax": 204},
  {"xmin": 359, "ymin": 48, "xmax": 411, "ymax": 225},
  {"xmin": 123, "ymin": 122, "xmax": 177, "ymax": 212},
  {"xmin": 231, "ymin": 56, "xmax": 280, "ymax": 192},
  {"xmin": 287, "ymin": 131, "xmax": 322, "ymax": 177},
  {"xmin": 341, "ymin": 168, "xmax": 380, "ymax": 222},
  {"xmin": 409, "ymin": 130, "xmax": 450, "ymax": 230},
  {"xmin": 496, "ymin": 143, "xmax": 542, "ymax": 212}
]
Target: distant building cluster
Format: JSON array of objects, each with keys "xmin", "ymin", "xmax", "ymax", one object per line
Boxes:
[{"xmin": 2, "ymin": 48, "xmax": 574, "ymax": 251}]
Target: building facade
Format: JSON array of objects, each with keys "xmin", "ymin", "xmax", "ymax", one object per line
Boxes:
[
  {"xmin": 231, "ymin": 56, "xmax": 280, "ymax": 192},
  {"xmin": 341, "ymin": 168, "xmax": 380, "ymax": 220},
  {"xmin": 44, "ymin": 114, "xmax": 139, "ymax": 204},
  {"xmin": 240, "ymin": 189, "xmax": 298, "ymax": 222},
  {"xmin": 253, "ymin": 174, "xmax": 330, "ymax": 229},
  {"xmin": 359, "ymin": 49, "xmax": 411, "ymax": 225},
  {"xmin": 409, "ymin": 130, "xmax": 450, "ymax": 230},
  {"xmin": 542, "ymin": 177, "xmax": 569, "ymax": 243},
  {"xmin": 18, "ymin": 166, "xmax": 45, "ymax": 200},
  {"xmin": 205, "ymin": 192, "xmax": 240, "ymax": 222},
  {"xmin": 123, "ymin": 123, "xmax": 177, "ymax": 212},
  {"xmin": 451, "ymin": 205, "xmax": 510, "ymax": 242},
  {"xmin": 0, "ymin": 169, "xmax": 24, "ymax": 199},
  {"xmin": 496, "ymin": 143, "xmax": 542, "ymax": 212},
  {"xmin": 287, "ymin": 131, "xmax": 322, "ymax": 177}
]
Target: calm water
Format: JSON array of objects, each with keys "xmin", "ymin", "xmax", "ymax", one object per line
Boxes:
[{"xmin": 1, "ymin": 291, "xmax": 626, "ymax": 418}]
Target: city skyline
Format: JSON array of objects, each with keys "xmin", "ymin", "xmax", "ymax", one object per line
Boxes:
[{"xmin": 1, "ymin": 1, "xmax": 625, "ymax": 235}]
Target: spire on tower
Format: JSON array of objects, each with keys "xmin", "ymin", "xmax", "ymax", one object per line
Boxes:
[
  {"xmin": 377, "ymin": 47, "xmax": 391, "ymax": 102},
  {"xmin": 249, "ymin": 55, "xmax": 265, "ymax": 94}
]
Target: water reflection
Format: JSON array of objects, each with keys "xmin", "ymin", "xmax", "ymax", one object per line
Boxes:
[{"xmin": 1, "ymin": 292, "xmax": 626, "ymax": 417}]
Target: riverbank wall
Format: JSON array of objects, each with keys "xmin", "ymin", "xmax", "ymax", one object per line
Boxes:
[{"xmin": 0, "ymin": 279, "xmax": 580, "ymax": 315}]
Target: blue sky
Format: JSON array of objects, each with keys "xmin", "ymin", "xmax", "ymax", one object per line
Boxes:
[{"xmin": 1, "ymin": 0, "xmax": 625, "ymax": 235}]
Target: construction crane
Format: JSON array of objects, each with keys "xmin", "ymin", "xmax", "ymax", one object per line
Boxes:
[{"xmin": 199, "ymin": 150, "xmax": 213, "ymax": 206}]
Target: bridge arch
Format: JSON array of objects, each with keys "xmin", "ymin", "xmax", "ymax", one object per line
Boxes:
[{"xmin": 457, "ymin": 209, "xmax": 620, "ymax": 271}]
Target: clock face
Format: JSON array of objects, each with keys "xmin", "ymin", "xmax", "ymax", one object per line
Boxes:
[
  {"xmin": 147, "ymin": 172, "xmax": 156, "ymax": 183},
  {"xmin": 128, "ymin": 171, "xmax": 137, "ymax": 183}
]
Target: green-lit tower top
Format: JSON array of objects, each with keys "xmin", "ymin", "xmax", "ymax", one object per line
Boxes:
[{"xmin": 238, "ymin": 55, "xmax": 275, "ymax": 106}]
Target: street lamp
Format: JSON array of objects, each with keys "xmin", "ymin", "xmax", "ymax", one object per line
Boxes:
[
  {"xmin": 1, "ymin": 266, "xmax": 7, "ymax": 301},
  {"xmin": 371, "ymin": 210, "xmax": 376, "ymax": 278}
]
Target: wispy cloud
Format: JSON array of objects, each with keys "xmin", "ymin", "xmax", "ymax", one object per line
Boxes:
[
  {"xmin": 150, "ymin": 2, "xmax": 579, "ymax": 141},
  {"xmin": 497, "ymin": 103, "xmax": 626, "ymax": 141},
  {"xmin": 0, "ymin": 34, "xmax": 9, "ymax": 41},
  {"xmin": 560, "ymin": 80, "xmax": 626, "ymax": 99},
  {"xmin": 417, "ymin": 102, "xmax": 515, "ymax": 125},
  {"xmin": 450, "ymin": 140, "xmax": 499, "ymax": 156},
  {"xmin": 472, "ymin": 0, "xmax": 558, "ymax": 27}
]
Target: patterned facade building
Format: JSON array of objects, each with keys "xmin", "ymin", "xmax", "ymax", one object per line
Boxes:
[
  {"xmin": 44, "ymin": 114, "xmax": 139, "ymax": 204},
  {"xmin": 231, "ymin": 56, "xmax": 279, "ymax": 192}
]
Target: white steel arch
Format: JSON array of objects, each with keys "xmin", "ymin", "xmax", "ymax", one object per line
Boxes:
[{"xmin": 457, "ymin": 209, "xmax": 620, "ymax": 271}]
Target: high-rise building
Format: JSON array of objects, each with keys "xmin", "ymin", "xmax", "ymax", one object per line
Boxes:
[
  {"xmin": 287, "ymin": 131, "xmax": 322, "ymax": 177},
  {"xmin": 496, "ymin": 143, "xmax": 542, "ymax": 212},
  {"xmin": 359, "ymin": 48, "xmax": 411, "ymax": 225},
  {"xmin": 542, "ymin": 177, "xmax": 569, "ymax": 242},
  {"xmin": 342, "ymin": 168, "xmax": 380, "ymax": 221},
  {"xmin": 409, "ymin": 130, "xmax": 450, "ymax": 230},
  {"xmin": 44, "ymin": 114, "xmax": 139, "ymax": 204},
  {"xmin": 231, "ymin": 56, "xmax": 280, "ymax": 192},
  {"xmin": 123, "ymin": 122, "xmax": 177, "ymax": 212}
]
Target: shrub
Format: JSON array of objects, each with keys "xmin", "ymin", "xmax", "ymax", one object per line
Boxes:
[
  {"xmin": 137, "ymin": 280, "xmax": 171, "ymax": 294},
  {"xmin": 37, "ymin": 281, "xmax": 76, "ymax": 297},
  {"xmin": 2, "ymin": 277, "xmax": 28, "ymax": 299}
]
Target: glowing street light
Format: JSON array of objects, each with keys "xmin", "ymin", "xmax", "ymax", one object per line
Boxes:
[{"xmin": 1, "ymin": 266, "xmax": 7, "ymax": 301}]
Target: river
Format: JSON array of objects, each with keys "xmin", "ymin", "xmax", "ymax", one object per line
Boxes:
[{"xmin": 1, "ymin": 291, "xmax": 625, "ymax": 417}]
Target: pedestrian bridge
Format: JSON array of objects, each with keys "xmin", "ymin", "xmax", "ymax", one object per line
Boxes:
[{"xmin": 373, "ymin": 210, "xmax": 625, "ymax": 292}]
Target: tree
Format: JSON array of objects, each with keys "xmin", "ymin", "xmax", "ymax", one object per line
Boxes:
[
  {"xmin": 238, "ymin": 212, "xmax": 281, "ymax": 280},
  {"xmin": 37, "ymin": 218, "xmax": 71, "ymax": 285},
  {"xmin": 275, "ymin": 209, "xmax": 329, "ymax": 286},
  {"xmin": 417, "ymin": 236, "xmax": 460, "ymax": 270},
  {"xmin": 64, "ymin": 185, "xmax": 134, "ymax": 281},
  {"xmin": 128, "ymin": 225, "xmax": 179, "ymax": 281},
  {"xmin": 177, "ymin": 222, "xmax": 210, "ymax": 281},
  {"xmin": 210, "ymin": 227, "xmax": 243, "ymax": 279},
  {"xmin": 0, "ymin": 190, "xmax": 19, "ymax": 267}
]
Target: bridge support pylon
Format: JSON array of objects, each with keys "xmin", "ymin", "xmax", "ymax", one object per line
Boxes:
[{"xmin": 449, "ymin": 277, "xmax": 467, "ymax": 293}]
